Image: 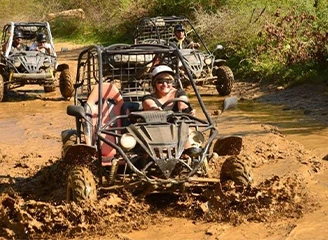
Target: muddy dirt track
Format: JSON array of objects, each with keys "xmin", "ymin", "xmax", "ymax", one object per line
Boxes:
[{"xmin": 0, "ymin": 43, "xmax": 328, "ymax": 240}]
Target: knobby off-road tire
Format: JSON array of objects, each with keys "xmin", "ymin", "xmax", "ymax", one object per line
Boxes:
[
  {"xmin": 214, "ymin": 65, "xmax": 234, "ymax": 96},
  {"xmin": 220, "ymin": 156, "xmax": 253, "ymax": 187},
  {"xmin": 67, "ymin": 166, "xmax": 97, "ymax": 202},
  {"xmin": 0, "ymin": 74, "xmax": 4, "ymax": 102},
  {"xmin": 59, "ymin": 69, "xmax": 74, "ymax": 99},
  {"xmin": 44, "ymin": 70, "xmax": 57, "ymax": 93},
  {"xmin": 44, "ymin": 83, "xmax": 56, "ymax": 93}
]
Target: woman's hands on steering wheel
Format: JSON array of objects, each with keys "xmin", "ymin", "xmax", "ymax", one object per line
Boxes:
[{"xmin": 161, "ymin": 98, "xmax": 195, "ymax": 116}]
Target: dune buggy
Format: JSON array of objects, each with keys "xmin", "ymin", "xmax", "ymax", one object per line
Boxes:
[
  {"xmin": 0, "ymin": 21, "xmax": 74, "ymax": 101},
  {"xmin": 62, "ymin": 43, "xmax": 251, "ymax": 202},
  {"xmin": 134, "ymin": 16, "xmax": 234, "ymax": 96}
]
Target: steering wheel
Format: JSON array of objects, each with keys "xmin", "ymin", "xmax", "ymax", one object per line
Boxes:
[
  {"xmin": 35, "ymin": 51, "xmax": 49, "ymax": 56},
  {"xmin": 161, "ymin": 98, "xmax": 193, "ymax": 112},
  {"xmin": 186, "ymin": 42, "xmax": 194, "ymax": 49},
  {"xmin": 186, "ymin": 42, "xmax": 200, "ymax": 49}
]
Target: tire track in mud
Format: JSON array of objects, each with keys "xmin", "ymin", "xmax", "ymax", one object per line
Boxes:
[
  {"xmin": 0, "ymin": 132, "xmax": 321, "ymax": 239},
  {"xmin": 0, "ymin": 43, "xmax": 325, "ymax": 240}
]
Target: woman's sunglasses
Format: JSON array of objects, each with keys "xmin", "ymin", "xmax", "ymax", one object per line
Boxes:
[{"xmin": 155, "ymin": 78, "xmax": 174, "ymax": 85}]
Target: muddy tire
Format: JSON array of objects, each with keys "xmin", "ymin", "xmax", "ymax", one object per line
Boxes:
[
  {"xmin": 59, "ymin": 69, "xmax": 74, "ymax": 99},
  {"xmin": 0, "ymin": 74, "xmax": 4, "ymax": 102},
  {"xmin": 67, "ymin": 166, "xmax": 97, "ymax": 202},
  {"xmin": 61, "ymin": 129, "xmax": 77, "ymax": 159},
  {"xmin": 44, "ymin": 83, "xmax": 56, "ymax": 93},
  {"xmin": 220, "ymin": 156, "xmax": 252, "ymax": 187},
  {"xmin": 213, "ymin": 136, "xmax": 243, "ymax": 156},
  {"xmin": 214, "ymin": 65, "xmax": 234, "ymax": 96}
]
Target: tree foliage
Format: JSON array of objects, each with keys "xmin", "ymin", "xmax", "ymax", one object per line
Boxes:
[{"xmin": 1, "ymin": 0, "xmax": 327, "ymax": 85}]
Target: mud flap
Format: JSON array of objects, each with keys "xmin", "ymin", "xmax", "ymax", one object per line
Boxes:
[
  {"xmin": 63, "ymin": 144, "xmax": 97, "ymax": 165},
  {"xmin": 213, "ymin": 135, "xmax": 242, "ymax": 156},
  {"xmin": 61, "ymin": 129, "xmax": 77, "ymax": 143}
]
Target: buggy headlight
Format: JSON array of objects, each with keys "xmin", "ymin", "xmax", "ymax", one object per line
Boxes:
[
  {"xmin": 189, "ymin": 131, "xmax": 205, "ymax": 147},
  {"xmin": 120, "ymin": 133, "xmax": 137, "ymax": 151},
  {"xmin": 204, "ymin": 57, "xmax": 212, "ymax": 65},
  {"xmin": 43, "ymin": 59, "xmax": 51, "ymax": 68},
  {"xmin": 14, "ymin": 59, "xmax": 21, "ymax": 68}
]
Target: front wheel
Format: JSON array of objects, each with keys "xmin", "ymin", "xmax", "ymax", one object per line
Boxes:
[
  {"xmin": 59, "ymin": 69, "xmax": 74, "ymax": 99},
  {"xmin": 220, "ymin": 155, "xmax": 253, "ymax": 187},
  {"xmin": 0, "ymin": 75, "xmax": 4, "ymax": 102},
  {"xmin": 44, "ymin": 83, "xmax": 56, "ymax": 92},
  {"xmin": 213, "ymin": 65, "xmax": 234, "ymax": 96},
  {"xmin": 66, "ymin": 166, "xmax": 97, "ymax": 203}
]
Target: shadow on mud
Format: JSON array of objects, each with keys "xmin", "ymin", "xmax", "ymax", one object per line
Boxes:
[
  {"xmin": 0, "ymin": 157, "xmax": 68, "ymax": 203},
  {"xmin": 3, "ymin": 89, "xmax": 67, "ymax": 102}
]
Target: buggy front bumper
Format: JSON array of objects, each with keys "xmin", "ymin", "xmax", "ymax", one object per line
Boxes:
[
  {"xmin": 6, "ymin": 72, "xmax": 56, "ymax": 87},
  {"xmin": 11, "ymin": 72, "xmax": 54, "ymax": 80}
]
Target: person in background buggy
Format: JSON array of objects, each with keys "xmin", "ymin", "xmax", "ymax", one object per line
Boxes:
[
  {"xmin": 2, "ymin": 31, "xmax": 29, "ymax": 53},
  {"xmin": 142, "ymin": 65, "xmax": 195, "ymax": 115},
  {"xmin": 169, "ymin": 24, "xmax": 200, "ymax": 49},
  {"xmin": 29, "ymin": 33, "xmax": 51, "ymax": 54}
]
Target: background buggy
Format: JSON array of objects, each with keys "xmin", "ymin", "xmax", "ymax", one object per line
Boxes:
[
  {"xmin": 134, "ymin": 16, "xmax": 234, "ymax": 96},
  {"xmin": 0, "ymin": 21, "xmax": 74, "ymax": 101}
]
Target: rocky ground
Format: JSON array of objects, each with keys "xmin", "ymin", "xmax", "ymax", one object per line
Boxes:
[{"xmin": 0, "ymin": 43, "xmax": 327, "ymax": 240}]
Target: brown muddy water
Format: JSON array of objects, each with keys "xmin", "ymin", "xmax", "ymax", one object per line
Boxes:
[
  {"xmin": 236, "ymin": 100, "xmax": 327, "ymax": 154},
  {"xmin": 192, "ymin": 96, "xmax": 327, "ymax": 158},
  {"xmin": 0, "ymin": 91, "xmax": 326, "ymax": 158}
]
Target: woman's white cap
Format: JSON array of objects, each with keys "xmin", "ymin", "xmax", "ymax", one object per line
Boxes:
[{"xmin": 151, "ymin": 65, "xmax": 174, "ymax": 79}]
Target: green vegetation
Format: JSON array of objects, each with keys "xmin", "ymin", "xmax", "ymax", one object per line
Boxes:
[{"xmin": 1, "ymin": 0, "xmax": 327, "ymax": 86}]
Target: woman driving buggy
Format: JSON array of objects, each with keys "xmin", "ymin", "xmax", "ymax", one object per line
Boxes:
[{"xmin": 142, "ymin": 65, "xmax": 195, "ymax": 116}]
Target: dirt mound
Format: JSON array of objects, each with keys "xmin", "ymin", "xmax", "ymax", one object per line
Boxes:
[
  {"xmin": 0, "ymin": 132, "xmax": 322, "ymax": 239},
  {"xmin": 0, "ymin": 191, "xmax": 152, "ymax": 239}
]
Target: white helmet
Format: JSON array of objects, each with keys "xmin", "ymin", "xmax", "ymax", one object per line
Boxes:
[{"xmin": 151, "ymin": 65, "xmax": 174, "ymax": 79}]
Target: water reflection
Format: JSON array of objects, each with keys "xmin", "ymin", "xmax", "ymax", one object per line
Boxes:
[
  {"xmin": 237, "ymin": 100, "xmax": 327, "ymax": 135},
  {"xmin": 191, "ymin": 95, "xmax": 327, "ymax": 156}
]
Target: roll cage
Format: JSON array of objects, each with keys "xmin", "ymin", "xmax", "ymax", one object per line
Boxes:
[
  {"xmin": 1, "ymin": 21, "xmax": 57, "ymax": 58},
  {"xmin": 134, "ymin": 16, "xmax": 211, "ymax": 54},
  {"xmin": 74, "ymin": 43, "xmax": 214, "ymax": 120},
  {"xmin": 69, "ymin": 43, "xmax": 219, "ymax": 183}
]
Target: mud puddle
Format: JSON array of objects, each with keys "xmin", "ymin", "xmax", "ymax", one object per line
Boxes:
[
  {"xmin": 236, "ymin": 100, "xmax": 328, "ymax": 157},
  {"xmin": 0, "ymin": 83, "xmax": 326, "ymax": 240},
  {"xmin": 192, "ymin": 95, "xmax": 328, "ymax": 158}
]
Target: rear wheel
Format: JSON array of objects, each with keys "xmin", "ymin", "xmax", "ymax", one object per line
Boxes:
[
  {"xmin": 214, "ymin": 65, "xmax": 234, "ymax": 96},
  {"xmin": 0, "ymin": 75, "xmax": 4, "ymax": 102},
  {"xmin": 67, "ymin": 166, "xmax": 97, "ymax": 202},
  {"xmin": 59, "ymin": 69, "xmax": 74, "ymax": 99},
  {"xmin": 220, "ymin": 156, "xmax": 252, "ymax": 187}
]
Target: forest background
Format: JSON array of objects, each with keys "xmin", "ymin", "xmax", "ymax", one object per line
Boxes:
[{"xmin": 1, "ymin": 0, "xmax": 328, "ymax": 86}]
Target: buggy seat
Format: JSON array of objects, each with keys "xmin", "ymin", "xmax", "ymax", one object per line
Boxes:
[{"xmin": 84, "ymin": 82, "xmax": 124, "ymax": 158}]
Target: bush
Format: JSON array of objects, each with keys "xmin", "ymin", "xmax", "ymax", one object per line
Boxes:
[{"xmin": 1, "ymin": 0, "xmax": 327, "ymax": 85}]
